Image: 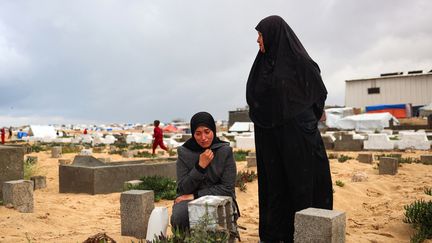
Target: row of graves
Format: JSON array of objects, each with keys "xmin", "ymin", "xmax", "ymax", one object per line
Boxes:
[{"xmin": 1, "ymin": 141, "xmax": 348, "ymax": 242}]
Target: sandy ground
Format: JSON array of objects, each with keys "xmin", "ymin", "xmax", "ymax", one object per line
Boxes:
[{"xmin": 1, "ymin": 149, "xmax": 432, "ymax": 243}]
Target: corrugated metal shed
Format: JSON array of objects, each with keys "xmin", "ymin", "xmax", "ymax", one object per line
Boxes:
[{"xmin": 345, "ymin": 71, "xmax": 432, "ymax": 108}]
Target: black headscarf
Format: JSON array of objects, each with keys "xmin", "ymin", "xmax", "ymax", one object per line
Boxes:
[
  {"xmin": 182, "ymin": 111, "xmax": 227, "ymax": 152},
  {"xmin": 246, "ymin": 15, "xmax": 328, "ymax": 128}
]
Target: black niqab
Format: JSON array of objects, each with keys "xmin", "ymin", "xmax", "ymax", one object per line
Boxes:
[
  {"xmin": 246, "ymin": 15, "xmax": 327, "ymax": 128},
  {"xmin": 182, "ymin": 111, "xmax": 227, "ymax": 152}
]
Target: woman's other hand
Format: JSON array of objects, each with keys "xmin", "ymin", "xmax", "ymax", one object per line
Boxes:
[
  {"xmin": 198, "ymin": 149, "xmax": 214, "ymax": 169},
  {"xmin": 174, "ymin": 194, "xmax": 194, "ymax": 204}
]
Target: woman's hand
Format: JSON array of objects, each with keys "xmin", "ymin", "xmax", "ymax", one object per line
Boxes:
[
  {"xmin": 198, "ymin": 149, "xmax": 214, "ymax": 169},
  {"xmin": 174, "ymin": 194, "xmax": 194, "ymax": 204}
]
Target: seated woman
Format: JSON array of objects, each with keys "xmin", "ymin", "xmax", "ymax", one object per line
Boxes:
[{"xmin": 171, "ymin": 111, "xmax": 238, "ymax": 231}]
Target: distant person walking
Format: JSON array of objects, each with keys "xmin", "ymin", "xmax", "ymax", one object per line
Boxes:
[
  {"xmin": 152, "ymin": 120, "xmax": 168, "ymax": 155},
  {"xmin": 8, "ymin": 126, "xmax": 13, "ymax": 139},
  {"xmin": 1, "ymin": 127, "xmax": 5, "ymax": 144},
  {"xmin": 83, "ymin": 128, "xmax": 88, "ymax": 135},
  {"xmin": 246, "ymin": 15, "xmax": 333, "ymax": 242}
]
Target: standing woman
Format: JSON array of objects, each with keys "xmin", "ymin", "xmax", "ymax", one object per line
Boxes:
[{"xmin": 246, "ymin": 15, "xmax": 333, "ymax": 242}]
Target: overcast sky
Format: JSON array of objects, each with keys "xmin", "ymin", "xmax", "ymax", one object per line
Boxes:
[{"xmin": 1, "ymin": 0, "xmax": 431, "ymax": 126}]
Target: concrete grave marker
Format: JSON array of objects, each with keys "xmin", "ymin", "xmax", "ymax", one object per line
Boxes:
[
  {"xmin": 420, "ymin": 155, "xmax": 432, "ymax": 165},
  {"xmin": 51, "ymin": 146, "xmax": 62, "ymax": 158},
  {"xmin": 120, "ymin": 190, "xmax": 154, "ymax": 239},
  {"xmin": 0, "ymin": 145, "xmax": 25, "ymax": 200},
  {"xmin": 357, "ymin": 153, "xmax": 373, "ymax": 164},
  {"xmin": 30, "ymin": 176, "xmax": 47, "ymax": 190},
  {"xmin": 2, "ymin": 180, "xmax": 34, "ymax": 213},
  {"xmin": 379, "ymin": 157, "xmax": 398, "ymax": 175},
  {"xmin": 294, "ymin": 207, "xmax": 346, "ymax": 243}
]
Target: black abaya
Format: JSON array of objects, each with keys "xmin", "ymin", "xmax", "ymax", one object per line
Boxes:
[{"xmin": 246, "ymin": 16, "xmax": 333, "ymax": 242}]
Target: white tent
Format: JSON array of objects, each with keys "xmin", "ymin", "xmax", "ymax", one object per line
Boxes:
[
  {"xmin": 28, "ymin": 125, "xmax": 57, "ymax": 139},
  {"xmin": 325, "ymin": 107, "xmax": 354, "ymax": 128},
  {"xmin": 229, "ymin": 122, "xmax": 254, "ymax": 132},
  {"xmin": 419, "ymin": 103, "xmax": 432, "ymax": 117},
  {"xmin": 336, "ymin": 113, "xmax": 398, "ymax": 131}
]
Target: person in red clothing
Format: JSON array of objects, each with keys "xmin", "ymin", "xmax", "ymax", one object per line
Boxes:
[
  {"xmin": 152, "ymin": 120, "xmax": 168, "ymax": 155},
  {"xmin": 1, "ymin": 127, "xmax": 5, "ymax": 144},
  {"xmin": 83, "ymin": 128, "xmax": 88, "ymax": 134}
]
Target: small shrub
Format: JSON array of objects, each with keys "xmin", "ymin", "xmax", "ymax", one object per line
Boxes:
[
  {"xmin": 335, "ymin": 180, "xmax": 345, "ymax": 187},
  {"xmin": 130, "ymin": 144, "xmax": 145, "ymax": 150},
  {"xmin": 108, "ymin": 149, "xmax": 125, "ymax": 155},
  {"xmin": 168, "ymin": 149, "xmax": 177, "ymax": 157},
  {"xmin": 400, "ymin": 157, "xmax": 421, "ymax": 164},
  {"xmin": 61, "ymin": 145, "xmax": 81, "ymax": 154},
  {"xmin": 134, "ymin": 151, "xmax": 154, "ymax": 158},
  {"xmin": 424, "ymin": 187, "xmax": 432, "ymax": 196},
  {"xmin": 338, "ymin": 155, "xmax": 352, "ymax": 163},
  {"xmin": 403, "ymin": 199, "xmax": 432, "ymax": 243},
  {"xmin": 128, "ymin": 176, "xmax": 177, "ymax": 202},
  {"xmin": 328, "ymin": 153, "xmax": 338, "ymax": 159},
  {"xmin": 30, "ymin": 144, "xmax": 46, "ymax": 153},
  {"xmin": 24, "ymin": 159, "xmax": 39, "ymax": 180},
  {"xmin": 235, "ymin": 170, "xmax": 257, "ymax": 192},
  {"xmin": 234, "ymin": 150, "xmax": 250, "ymax": 162}
]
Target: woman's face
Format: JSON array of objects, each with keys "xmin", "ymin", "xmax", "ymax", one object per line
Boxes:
[
  {"xmin": 194, "ymin": 126, "xmax": 214, "ymax": 149},
  {"xmin": 257, "ymin": 31, "xmax": 265, "ymax": 53}
]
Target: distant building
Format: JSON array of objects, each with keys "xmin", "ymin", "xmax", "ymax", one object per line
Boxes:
[
  {"xmin": 228, "ymin": 106, "xmax": 251, "ymax": 128},
  {"xmin": 345, "ymin": 70, "xmax": 432, "ymax": 109}
]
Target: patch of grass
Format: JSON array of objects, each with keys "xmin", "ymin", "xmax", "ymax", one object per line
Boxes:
[
  {"xmin": 168, "ymin": 149, "xmax": 177, "ymax": 157},
  {"xmin": 108, "ymin": 149, "xmax": 125, "ymax": 155},
  {"xmin": 424, "ymin": 187, "xmax": 432, "ymax": 196},
  {"xmin": 128, "ymin": 176, "xmax": 177, "ymax": 202},
  {"xmin": 233, "ymin": 150, "xmax": 250, "ymax": 162},
  {"xmin": 129, "ymin": 144, "xmax": 145, "ymax": 150},
  {"xmin": 29, "ymin": 144, "xmax": 46, "ymax": 153},
  {"xmin": 24, "ymin": 158, "xmax": 39, "ymax": 180},
  {"xmin": 61, "ymin": 145, "xmax": 82, "ymax": 154},
  {"xmin": 235, "ymin": 170, "xmax": 257, "ymax": 192},
  {"xmin": 134, "ymin": 150, "xmax": 154, "ymax": 158},
  {"xmin": 328, "ymin": 153, "xmax": 338, "ymax": 159},
  {"xmin": 335, "ymin": 180, "xmax": 345, "ymax": 187},
  {"xmin": 403, "ymin": 199, "xmax": 432, "ymax": 243},
  {"xmin": 337, "ymin": 155, "xmax": 353, "ymax": 163}
]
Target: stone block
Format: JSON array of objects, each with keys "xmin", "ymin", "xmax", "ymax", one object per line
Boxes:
[
  {"xmin": 334, "ymin": 140, "xmax": 363, "ymax": 151},
  {"xmin": 79, "ymin": 149, "xmax": 93, "ymax": 156},
  {"xmin": 59, "ymin": 159, "xmax": 177, "ymax": 194},
  {"xmin": 51, "ymin": 146, "xmax": 62, "ymax": 158},
  {"xmin": 363, "ymin": 134, "xmax": 395, "ymax": 150},
  {"xmin": 120, "ymin": 190, "xmax": 154, "ymax": 239},
  {"xmin": 420, "ymin": 155, "xmax": 432, "ymax": 165},
  {"xmin": 322, "ymin": 135, "xmax": 335, "ymax": 150},
  {"xmin": 122, "ymin": 151, "xmax": 135, "ymax": 158},
  {"xmin": 248, "ymin": 152, "xmax": 256, "ymax": 157},
  {"xmin": 294, "ymin": 207, "xmax": 346, "ymax": 243},
  {"xmin": 246, "ymin": 156, "xmax": 256, "ymax": 167},
  {"xmin": 397, "ymin": 132, "xmax": 430, "ymax": 150},
  {"xmin": 379, "ymin": 157, "xmax": 398, "ymax": 175},
  {"xmin": 58, "ymin": 159, "xmax": 72, "ymax": 165},
  {"xmin": 2, "ymin": 180, "xmax": 34, "ymax": 213},
  {"xmin": 0, "ymin": 145, "xmax": 25, "ymax": 200},
  {"xmin": 188, "ymin": 195, "xmax": 237, "ymax": 240},
  {"xmin": 357, "ymin": 153, "xmax": 373, "ymax": 164},
  {"xmin": 351, "ymin": 171, "xmax": 368, "ymax": 182},
  {"xmin": 72, "ymin": 155, "xmax": 105, "ymax": 167},
  {"xmin": 97, "ymin": 157, "xmax": 111, "ymax": 163},
  {"xmin": 123, "ymin": 180, "xmax": 143, "ymax": 191},
  {"xmin": 30, "ymin": 176, "xmax": 47, "ymax": 190},
  {"xmin": 235, "ymin": 135, "xmax": 255, "ymax": 150}
]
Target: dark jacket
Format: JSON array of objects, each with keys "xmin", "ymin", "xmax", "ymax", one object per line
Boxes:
[{"xmin": 176, "ymin": 142, "xmax": 237, "ymax": 199}]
